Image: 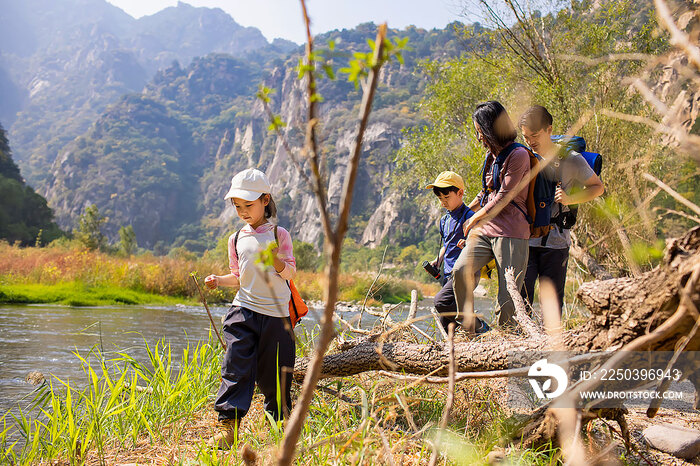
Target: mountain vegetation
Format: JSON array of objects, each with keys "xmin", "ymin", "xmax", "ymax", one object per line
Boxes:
[
  {"xmin": 396, "ymin": 0, "xmax": 700, "ymax": 275},
  {"xmin": 0, "ymin": 0, "xmax": 291, "ymax": 188},
  {"xmin": 0, "ymin": 123, "xmax": 62, "ymax": 246},
  {"xmin": 0, "ymin": 0, "xmax": 697, "ymax": 282},
  {"xmin": 2, "ymin": 2, "xmax": 470, "ymax": 253}
]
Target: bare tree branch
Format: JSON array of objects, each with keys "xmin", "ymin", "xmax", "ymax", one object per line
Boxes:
[
  {"xmin": 643, "ymin": 172, "xmax": 700, "ymax": 219},
  {"xmin": 654, "ymin": 0, "xmax": 700, "ymax": 72},
  {"xmin": 277, "ymin": 17, "xmax": 389, "ymax": 464},
  {"xmin": 428, "ymin": 324, "xmax": 456, "ymax": 466}
]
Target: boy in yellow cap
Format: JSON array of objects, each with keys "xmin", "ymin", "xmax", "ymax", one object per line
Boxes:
[{"xmin": 426, "ymin": 171, "xmax": 491, "ymax": 335}]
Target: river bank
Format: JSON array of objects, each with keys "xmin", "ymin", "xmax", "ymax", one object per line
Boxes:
[
  {"xmin": 2, "ymin": 310, "xmax": 693, "ymax": 465},
  {"xmin": 0, "ymin": 241, "xmax": 439, "ymax": 307}
]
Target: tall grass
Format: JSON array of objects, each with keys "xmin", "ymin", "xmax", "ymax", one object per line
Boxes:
[
  {"xmin": 0, "ymin": 242, "xmax": 437, "ymax": 306},
  {"xmin": 0, "ymin": 335, "xmax": 222, "ymax": 464},
  {"xmin": 0, "ymin": 241, "xmax": 224, "ymax": 300},
  {"xmin": 0, "ymin": 324, "xmax": 572, "ymax": 465}
]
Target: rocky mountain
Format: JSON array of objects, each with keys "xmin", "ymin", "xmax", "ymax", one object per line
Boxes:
[
  {"xmin": 1, "ymin": 0, "xmax": 472, "ymax": 251},
  {"xmin": 0, "ymin": 0, "xmax": 292, "ymax": 187}
]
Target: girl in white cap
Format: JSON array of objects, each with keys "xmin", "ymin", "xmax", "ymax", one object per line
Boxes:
[{"xmin": 204, "ymin": 168, "xmax": 297, "ymax": 449}]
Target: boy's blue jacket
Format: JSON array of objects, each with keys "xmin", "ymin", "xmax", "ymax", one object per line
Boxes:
[{"xmin": 440, "ymin": 203, "xmax": 474, "ymax": 275}]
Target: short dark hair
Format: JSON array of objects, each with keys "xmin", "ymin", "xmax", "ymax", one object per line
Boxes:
[
  {"xmin": 473, "ymin": 101, "xmax": 518, "ymax": 151},
  {"xmin": 432, "ymin": 185, "xmax": 460, "ymax": 196},
  {"xmin": 519, "ymin": 105, "xmax": 553, "ymax": 132}
]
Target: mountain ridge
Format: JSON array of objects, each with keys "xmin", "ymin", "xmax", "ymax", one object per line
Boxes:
[{"xmin": 1, "ymin": 0, "xmax": 470, "ymax": 251}]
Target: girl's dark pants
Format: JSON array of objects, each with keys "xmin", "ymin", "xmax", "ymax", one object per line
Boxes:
[{"xmin": 214, "ymin": 306, "xmax": 295, "ymax": 422}]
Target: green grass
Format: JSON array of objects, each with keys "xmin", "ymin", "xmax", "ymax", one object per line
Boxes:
[
  {"xmin": 0, "ymin": 282, "xmax": 195, "ymax": 306},
  {"xmin": 1, "ymin": 336, "xmax": 222, "ymax": 464},
  {"xmin": 2, "ymin": 324, "xmax": 629, "ymax": 465}
]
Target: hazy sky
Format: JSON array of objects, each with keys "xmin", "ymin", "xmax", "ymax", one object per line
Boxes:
[{"xmin": 106, "ymin": 0, "xmax": 468, "ymax": 44}]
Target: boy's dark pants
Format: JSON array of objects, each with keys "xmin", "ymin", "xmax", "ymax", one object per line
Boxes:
[
  {"xmin": 434, "ymin": 275, "xmax": 461, "ymax": 331},
  {"xmin": 215, "ymin": 306, "xmax": 295, "ymax": 422},
  {"xmin": 436, "ymin": 275, "xmax": 491, "ymax": 333},
  {"xmin": 521, "ymin": 246, "xmax": 569, "ymax": 312}
]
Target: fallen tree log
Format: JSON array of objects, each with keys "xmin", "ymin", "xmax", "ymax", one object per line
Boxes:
[
  {"xmin": 565, "ymin": 226, "xmax": 700, "ymax": 353},
  {"xmin": 294, "ymin": 339, "xmax": 544, "ymax": 380},
  {"xmin": 291, "ymin": 227, "xmax": 700, "ymax": 455},
  {"xmin": 295, "ymin": 227, "xmax": 700, "ymax": 383}
]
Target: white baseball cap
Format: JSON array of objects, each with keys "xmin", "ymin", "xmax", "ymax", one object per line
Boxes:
[{"xmin": 224, "ymin": 168, "xmax": 272, "ymax": 201}]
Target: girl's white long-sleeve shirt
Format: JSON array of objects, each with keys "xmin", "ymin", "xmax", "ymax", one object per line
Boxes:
[{"xmin": 228, "ymin": 223, "xmax": 296, "ymax": 318}]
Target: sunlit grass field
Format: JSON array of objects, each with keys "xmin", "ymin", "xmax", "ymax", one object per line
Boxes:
[
  {"xmin": 0, "ymin": 242, "xmax": 437, "ymax": 307},
  {"xmin": 0, "ymin": 326, "xmax": 565, "ymax": 465}
]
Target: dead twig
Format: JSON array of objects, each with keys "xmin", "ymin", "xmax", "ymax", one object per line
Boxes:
[
  {"xmin": 376, "ymin": 351, "xmax": 608, "ymax": 384},
  {"xmin": 277, "ymin": 14, "xmax": 389, "ymax": 464},
  {"xmin": 428, "ymin": 323, "xmax": 456, "ymax": 466},
  {"xmin": 643, "ymin": 172, "xmax": 700, "ymax": 219},
  {"xmin": 190, "ymin": 275, "xmax": 226, "ymax": 351},
  {"xmin": 504, "ymin": 267, "xmax": 544, "ymax": 339},
  {"xmin": 654, "ymin": 0, "xmax": 700, "ymax": 72},
  {"xmin": 375, "ymin": 423, "xmax": 396, "ymax": 466},
  {"xmin": 359, "ymin": 245, "xmax": 389, "ymax": 327},
  {"xmin": 430, "ymin": 306, "xmax": 449, "ymax": 340}
]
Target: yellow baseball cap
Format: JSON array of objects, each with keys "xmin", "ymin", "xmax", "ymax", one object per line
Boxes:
[{"xmin": 425, "ymin": 171, "xmax": 465, "ymax": 191}]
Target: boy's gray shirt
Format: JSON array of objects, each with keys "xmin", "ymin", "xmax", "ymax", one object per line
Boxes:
[{"xmin": 529, "ymin": 150, "xmax": 595, "ymax": 249}]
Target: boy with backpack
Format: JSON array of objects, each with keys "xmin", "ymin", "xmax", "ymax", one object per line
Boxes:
[
  {"xmin": 426, "ymin": 171, "xmax": 490, "ymax": 334},
  {"xmin": 518, "ymin": 105, "xmax": 604, "ymax": 312}
]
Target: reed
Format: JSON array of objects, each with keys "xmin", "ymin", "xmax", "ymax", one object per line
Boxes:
[
  {"xmin": 0, "ymin": 242, "xmax": 436, "ymax": 306},
  {"xmin": 0, "ymin": 326, "xmax": 573, "ymax": 465}
]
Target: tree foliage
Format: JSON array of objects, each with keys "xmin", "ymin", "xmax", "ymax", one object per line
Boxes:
[
  {"xmin": 395, "ymin": 0, "xmax": 693, "ymax": 273},
  {"xmin": 118, "ymin": 225, "xmax": 138, "ymax": 256},
  {"xmin": 0, "ymin": 123, "xmax": 62, "ymax": 246},
  {"xmin": 75, "ymin": 204, "xmax": 107, "ymax": 251}
]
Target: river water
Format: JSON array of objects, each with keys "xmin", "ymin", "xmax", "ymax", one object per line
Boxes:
[{"xmin": 0, "ymin": 298, "xmax": 494, "ymax": 416}]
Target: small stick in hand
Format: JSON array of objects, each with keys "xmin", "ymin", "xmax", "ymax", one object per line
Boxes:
[{"xmin": 191, "ymin": 274, "xmax": 227, "ymax": 351}]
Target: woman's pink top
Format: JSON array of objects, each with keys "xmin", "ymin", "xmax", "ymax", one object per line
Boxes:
[{"xmin": 474, "ymin": 145, "xmax": 531, "ymax": 239}]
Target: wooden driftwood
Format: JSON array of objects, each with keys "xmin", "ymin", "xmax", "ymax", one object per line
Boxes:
[
  {"xmin": 293, "ymin": 227, "xmax": 700, "ymax": 450},
  {"xmin": 294, "ymin": 227, "xmax": 700, "ymax": 381}
]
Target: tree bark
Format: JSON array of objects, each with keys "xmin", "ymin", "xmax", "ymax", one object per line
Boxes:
[
  {"xmin": 569, "ymin": 235, "xmax": 614, "ymax": 281},
  {"xmin": 294, "ymin": 226, "xmax": 700, "ymax": 385}
]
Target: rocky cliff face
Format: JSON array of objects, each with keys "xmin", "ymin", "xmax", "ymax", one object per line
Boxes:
[
  {"xmin": 201, "ymin": 61, "xmax": 429, "ymax": 248},
  {"xmin": 1, "ymin": 0, "xmax": 290, "ymax": 188},
  {"xmin": 4, "ymin": 0, "xmax": 467, "ymax": 250}
]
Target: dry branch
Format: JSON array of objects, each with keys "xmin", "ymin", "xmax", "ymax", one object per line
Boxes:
[
  {"xmin": 504, "ymin": 266, "xmax": 544, "ymax": 340},
  {"xmin": 295, "ymin": 227, "xmax": 700, "ymax": 413},
  {"xmin": 277, "ymin": 14, "xmax": 389, "ymax": 464}
]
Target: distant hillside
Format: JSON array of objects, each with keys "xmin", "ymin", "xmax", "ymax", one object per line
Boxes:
[
  {"xmin": 0, "ymin": 0, "xmax": 291, "ymax": 188},
  {"xmin": 0, "ymin": 123, "xmax": 62, "ymax": 245},
  {"xmin": 0, "ymin": 0, "xmax": 475, "ymax": 251},
  {"xmin": 40, "ymin": 21, "xmax": 470, "ymax": 250}
]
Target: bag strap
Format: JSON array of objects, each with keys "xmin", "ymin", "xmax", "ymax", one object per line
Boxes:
[
  {"xmin": 233, "ymin": 224, "xmax": 280, "ymax": 258},
  {"xmin": 488, "ymin": 143, "xmax": 535, "ymax": 223},
  {"xmin": 233, "ymin": 229, "xmax": 242, "ymax": 259},
  {"xmin": 273, "ymin": 224, "xmax": 294, "ymax": 290},
  {"xmin": 276, "ymin": 224, "xmax": 300, "ymax": 323},
  {"xmin": 489, "ymin": 142, "xmax": 524, "ymax": 193},
  {"xmin": 480, "ymin": 152, "xmax": 490, "ymax": 203},
  {"xmin": 439, "ymin": 214, "xmax": 449, "ymax": 244}
]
